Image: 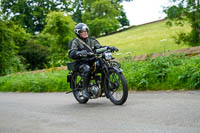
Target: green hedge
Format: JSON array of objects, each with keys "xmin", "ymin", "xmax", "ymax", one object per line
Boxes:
[
  {"xmin": 0, "ymin": 55, "xmax": 200, "ymax": 92},
  {"xmin": 122, "ymin": 55, "xmax": 200, "ymax": 90},
  {"xmin": 0, "ymin": 70, "xmax": 70, "ymax": 92}
]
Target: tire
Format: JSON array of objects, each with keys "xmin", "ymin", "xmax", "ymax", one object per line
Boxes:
[
  {"xmin": 106, "ymin": 69, "xmax": 128, "ymax": 105},
  {"xmin": 71, "ymin": 72, "xmax": 89, "ymax": 104}
]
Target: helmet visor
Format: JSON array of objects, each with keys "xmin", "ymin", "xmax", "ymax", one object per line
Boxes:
[{"xmin": 79, "ymin": 30, "xmax": 88, "ymax": 34}]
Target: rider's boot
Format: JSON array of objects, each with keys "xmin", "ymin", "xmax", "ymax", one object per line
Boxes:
[
  {"xmin": 82, "ymin": 88, "xmax": 89, "ymax": 99},
  {"xmin": 82, "ymin": 75, "xmax": 90, "ymax": 99}
]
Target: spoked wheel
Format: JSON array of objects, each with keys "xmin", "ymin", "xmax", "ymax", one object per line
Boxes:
[
  {"xmin": 71, "ymin": 72, "xmax": 89, "ymax": 104},
  {"xmin": 107, "ymin": 69, "xmax": 128, "ymax": 105}
]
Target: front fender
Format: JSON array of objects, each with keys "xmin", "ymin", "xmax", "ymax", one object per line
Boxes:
[{"xmin": 109, "ymin": 66, "xmax": 123, "ymax": 73}]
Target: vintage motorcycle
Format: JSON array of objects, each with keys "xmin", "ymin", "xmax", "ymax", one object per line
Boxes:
[{"xmin": 66, "ymin": 47, "xmax": 128, "ymax": 105}]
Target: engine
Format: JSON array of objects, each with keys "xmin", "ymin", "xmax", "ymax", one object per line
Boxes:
[{"xmin": 88, "ymin": 84, "xmax": 101, "ymax": 98}]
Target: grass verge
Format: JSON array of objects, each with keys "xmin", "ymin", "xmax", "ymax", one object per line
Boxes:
[
  {"xmin": 0, "ymin": 55, "xmax": 200, "ymax": 92},
  {"xmin": 0, "ymin": 70, "xmax": 70, "ymax": 92}
]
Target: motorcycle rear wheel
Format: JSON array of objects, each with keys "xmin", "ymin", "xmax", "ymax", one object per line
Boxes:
[
  {"xmin": 71, "ymin": 72, "xmax": 89, "ymax": 104},
  {"xmin": 107, "ymin": 69, "xmax": 128, "ymax": 105}
]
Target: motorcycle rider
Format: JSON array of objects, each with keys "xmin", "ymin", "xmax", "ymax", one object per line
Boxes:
[{"xmin": 68, "ymin": 23, "xmax": 118, "ymax": 99}]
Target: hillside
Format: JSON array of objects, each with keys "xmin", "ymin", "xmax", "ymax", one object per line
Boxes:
[{"xmin": 97, "ymin": 20, "xmax": 192, "ymax": 58}]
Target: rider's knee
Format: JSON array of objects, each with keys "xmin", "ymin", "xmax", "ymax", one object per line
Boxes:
[{"xmin": 79, "ymin": 64, "xmax": 90, "ymax": 75}]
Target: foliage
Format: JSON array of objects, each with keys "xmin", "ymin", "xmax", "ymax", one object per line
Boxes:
[
  {"xmin": 19, "ymin": 39, "xmax": 50, "ymax": 70},
  {"xmin": 42, "ymin": 11, "xmax": 75, "ymax": 49},
  {"xmin": 0, "ymin": 20, "xmax": 28, "ymax": 76},
  {"xmin": 1, "ymin": 0, "xmax": 131, "ymax": 34},
  {"xmin": 111, "ymin": 0, "xmax": 130, "ymax": 27},
  {"xmin": 0, "ymin": 69, "xmax": 70, "ymax": 92},
  {"xmin": 163, "ymin": 0, "xmax": 200, "ymax": 45},
  {"xmin": 39, "ymin": 11, "xmax": 76, "ymax": 67},
  {"xmin": 82, "ymin": 0, "xmax": 121, "ymax": 37},
  {"xmin": 6, "ymin": 21, "xmax": 31, "ymax": 48},
  {"xmin": 1, "ymin": 55, "xmax": 200, "ymax": 92},
  {"xmin": 71, "ymin": 0, "xmax": 131, "ymax": 27},
  {"xmin": 71, "ymin": 0, "xmax": 84, "ymax": 23},
  {"xmin": 118, "ymin": 10, "xmax": 130, "ymax": 27},
  {"xmin": 0, "ymin": 0, "xmax": 72, "ymax": 34},
  {"xmin": 122, "ymin": 55, "xmax": 200, "ymax": 90}
]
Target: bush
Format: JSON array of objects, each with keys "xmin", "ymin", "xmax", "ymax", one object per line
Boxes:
[
  {"xmin": 0, "ymin": 70, "xmax": 70, "ymax": 92},
  {"xmin": 122, "ymin": 55, "xmax": 200, "ymax": 90},
  {"xmin": 19, "ymin": 39, "xmax": 50, "ymax": 70}
]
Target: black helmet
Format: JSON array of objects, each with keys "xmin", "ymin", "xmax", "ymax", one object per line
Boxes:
[{"xmin": 74, "ymin": 23, "xmax": 89, "ymax": 36}]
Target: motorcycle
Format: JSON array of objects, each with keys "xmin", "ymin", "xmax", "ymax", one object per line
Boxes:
[{"xmin": 66, "ymin": 47, "xmax": 128, "ymax": 105}]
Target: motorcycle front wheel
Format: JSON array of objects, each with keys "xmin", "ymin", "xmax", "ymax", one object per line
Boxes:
[
  {"xmin": 71, "ymin": 72, "xmax": 89, "ymax": 104},
  {"xmin": 106, "ymin": 69, "xmax": 128, "ymax": 105}
]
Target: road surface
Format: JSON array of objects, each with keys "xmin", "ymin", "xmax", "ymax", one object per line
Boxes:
[{"xmin": 0, "ymin": 91, "xmax": 200, "ymax": 133}]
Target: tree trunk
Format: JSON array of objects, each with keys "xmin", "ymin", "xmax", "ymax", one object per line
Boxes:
[{"xmin": 196, "ymin": 27, "xmax": 200, "ymax": 33}]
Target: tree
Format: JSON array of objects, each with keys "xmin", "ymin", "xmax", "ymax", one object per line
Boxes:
[
  {"xmin": 0, "ymin": 0, "xmax": 72, "ymax": 34},
  {"xmin": 42, "ymin": 11, "xmax": 75, "ymax": 49},
  {"xmin": 82, "ymin": 0, "xmax": 121, "ymax": 37},
  {"xmin": 0, "ymin": 20, "xmax": 16, "ymax": 75},
  {"xmin": 1, "ymin": 0, "xmax": 132, "ymax": 34},
  {"xmin": 0, "ymin": 20, "xmax": 28, "ymax": 75},
  {"xmin": 38, "ymin": 11, "xmax": 76, "ymax": 67},
  {"xmin": 111, "ymin": 0, "xmax": 131, "ymax": 27},
  {"xmin": 164, "ymin": 0, "xmax": 200, "ymax": 44},
  {"xmin": 71, "ymin": 0, "xmax": 131, "ymax": 27},
  {"xmin": 71, "ymin": 0, "xmax": 84, "ymax": 23},
  {"xmin": 118, "ymin": 10, "xmax": 130, "ymax": 27},
  {"xmin": 19, "ymin": 39, "xmax": 50, "ymax": 70}
]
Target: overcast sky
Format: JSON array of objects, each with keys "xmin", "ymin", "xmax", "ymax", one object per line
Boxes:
[{"xmin": 122, "ymin": 0, "xmax": 171, "ymax": 26}]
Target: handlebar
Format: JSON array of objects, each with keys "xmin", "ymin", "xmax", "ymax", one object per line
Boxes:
[
  {"xmin": 79, "ymin": 52, "xmax": 95, "ymax": 58},
  {"xmin": 95, "ymin": 47, "xmax": 108, "ymax": 54},
  {"xmin": 78, "ymin": 47, "xmax": 118, "ymax": 61}
]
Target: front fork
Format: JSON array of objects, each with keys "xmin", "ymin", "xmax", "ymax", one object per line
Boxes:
[
  {"xmin": 101, "ymin": 63, "xmax": 113, "ymax": 98},
  {"xmin": 102, "ymin": 65, "xmax": 123, "ymax": 98}
]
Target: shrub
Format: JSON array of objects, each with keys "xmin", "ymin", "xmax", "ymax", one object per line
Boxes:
[
  {"xmin": 122, "ymin": 55, "xmax": 200, "ymax": 90},
  {"xmin": 0, "ymin": 70, "xmax": 70, "ymax": 92},
  {"xmin": 19, "ymin": 39, "xmax": 50, "ymax": 70}
]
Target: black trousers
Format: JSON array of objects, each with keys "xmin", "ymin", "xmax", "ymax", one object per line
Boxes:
[{"xmin": 78, "ymin": 63, "xmax": 91, "ymax": 88}]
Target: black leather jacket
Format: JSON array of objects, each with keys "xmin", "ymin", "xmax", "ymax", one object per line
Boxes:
[{"xmin": 68, "ymin": 37, "xmax": 102, "ymax": 60}]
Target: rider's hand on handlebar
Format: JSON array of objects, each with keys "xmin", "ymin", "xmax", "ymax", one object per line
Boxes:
[
  {"xmin": 76, "ymin": 50, "xmax": 88, "ymax": 57},
  {"xmin": 108, "ymin": 46, "xmax": 119, "ymax": 52}
]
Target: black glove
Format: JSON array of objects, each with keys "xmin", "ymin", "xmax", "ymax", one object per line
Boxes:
[
  {"xmin": 76, "ymin": 50, "xmax": 88, "ymax": 57},
  {"xmin": 108, "ymin": 46, "xmax": 119, "ymax": 52}
]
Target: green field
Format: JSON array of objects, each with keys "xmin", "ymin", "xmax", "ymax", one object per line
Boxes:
[{"xmin": 97, "ymin": 20, "xmax": 191, "ymax": 57}]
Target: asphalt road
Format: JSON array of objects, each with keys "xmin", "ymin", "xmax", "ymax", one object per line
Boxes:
[{"xmin": 0, "ymin": 91, "xmax": 200, "ymax": 133}]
